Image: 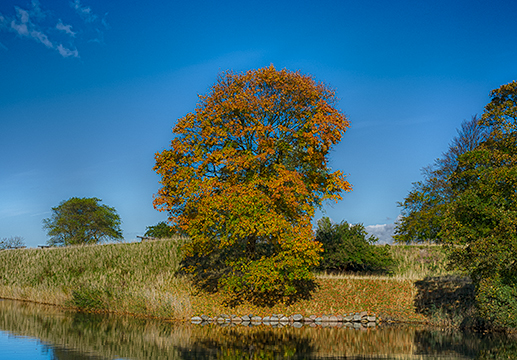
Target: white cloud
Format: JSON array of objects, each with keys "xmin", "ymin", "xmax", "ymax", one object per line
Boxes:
[
  {"xmin": 365, "ymin": 222, "xmax": 396, "ymax": 244},
  {"xmin": 70, "ymin": 0, "xmax": 109, "ymax": 43},
  {"xmin": 31, "ymin": 29, "xmax": 53, "ymax": 48},
  {"xmin": 57, "ymin": 44, "xmax": 79, "ymax": 58},
  {"xmin": 56, "ymin": 20, "xmax": 76, "ymax": 37},
  {"xmin": 70, "ymin": 0, "xmax": 98, "ymax": 23},
  {"xmin": 10, "ymin": 8, "xmax": 30, "ymax": 36},
  {"xmin": 8, "ymin": 5, "xmax": 58, "ymax": 52},
  {"xmin": 29, "ymin": 0, "xmax": 46, "ymax": 20},
  {"xmin": 0, "ymin": 0, "xmax": 108, "ymax": 58},
  {"xmin": 101, "ymin": 15, "xmax": 109, "ymax": 29}
]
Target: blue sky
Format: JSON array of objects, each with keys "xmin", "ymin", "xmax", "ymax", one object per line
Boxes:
[{"xmin": 1, "ymin": 0, "xmax": 516, "ymax": 246}]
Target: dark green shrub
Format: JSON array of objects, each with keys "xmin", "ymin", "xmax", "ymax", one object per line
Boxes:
[
  {"xmin": 315, "ymin": 217, "xmax": 394, "ymax": 273},
  {"xmin": 476, "ymin": 276, "xmax": 517, "ymax": 329},
  {"xmin": 144, "ymin": 221, "xmax": 176, "ymax": 238}
]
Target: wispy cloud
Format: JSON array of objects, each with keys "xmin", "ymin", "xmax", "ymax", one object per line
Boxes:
[
  {"xmin": 28, "ymin": 0, "xmax": 46, "ymax": 21},
  {"xmin": 10, "ymin": 8, "xmax": 30, "ymax": 37},
  {"xmin": 70, "ymin": 0, "xmax": 109, "ymax": 43},
  {"xmin": 70, "ymin": 0, "xmax": 98, "ymax": 23},
  {"xmin": 56, "ymin": 20, "xmax": 76, "ymax": 37},
  {"xmin": 57, "ymin": 44, "xmax": 79, "ymax": 58},
  {"xmin": 0, "ymin": 0, "xmax": 108, "ymax": 58}
]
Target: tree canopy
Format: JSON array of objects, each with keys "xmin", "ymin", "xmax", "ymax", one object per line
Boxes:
[
  {"xmin": 440, "ymin": 81, "xmax": 517, "ymax": 328},
  {"xmin": 441, "ymin": 81, "xmax": 517, "ymax": 280},
  {"xmin": 394, "ymin": 116, "xmax": 489, "ymax": 244},
  {"xmin": 144, "ymin": 221, "xmax": 175, "ymax": 238},
  {"xmin": 43, "ymin": 197, "xmax": 123, "ymax": 246},
  {"xmin": 153, "ymin": 66, "xmax": 351, "ymax": 302},
  {"xmin": 395, "ymin": 81, "xmax": 517, "ymax": 329}
]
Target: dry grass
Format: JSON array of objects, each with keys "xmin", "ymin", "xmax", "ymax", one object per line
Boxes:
[
  {"xmin": 388, "ymin": 244, "xmax": 460, "ymax": 279},
  {"xmin": 189, "ymin": 276, "xmax": 427, "ymax": 323},
  {"xmin": 0, "ymin": 241, "xmax": 466, "ymax": 324},
  {"xmin": 0, "ymin": 238, "xmax": 193, "ymax": 319},
  {"xmin": 316, "ymin": 244, "xmax": 460, "ymax": 281}
]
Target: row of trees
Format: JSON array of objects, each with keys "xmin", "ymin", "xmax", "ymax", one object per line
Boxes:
[
  {"xmin": 0, "ymin": 236, "xmax": 25, "ymax": 250},
  {"xmin": 395, "ymin": 81, "xmax": 517, "ymax": 328}
]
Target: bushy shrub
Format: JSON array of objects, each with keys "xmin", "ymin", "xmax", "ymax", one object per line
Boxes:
[
  {"xmin": 476, "ymin": 276, "xmax": 517, "ymax": 329},
  {"xmin": 144, "ymin": 221, "xmax": 176, "ymax": 238},
  {"xmin": 316, "ymin": 217, "xmax": 394, "ymax": 273}
]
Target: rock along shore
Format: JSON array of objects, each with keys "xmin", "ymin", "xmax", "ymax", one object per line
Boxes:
[{"xmin": 191, "ymin": 312, "xmax": 391, "ymax": 328}]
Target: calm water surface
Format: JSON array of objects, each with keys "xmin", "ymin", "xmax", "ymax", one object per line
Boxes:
[{"xmin": 0, "ymin": 299, "xmax": 515, "ymax": 360}]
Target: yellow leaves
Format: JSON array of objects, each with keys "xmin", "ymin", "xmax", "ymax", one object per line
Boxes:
[{"xmin": 153, "ymin": 66, "xmax": 352, "ymax": 300}]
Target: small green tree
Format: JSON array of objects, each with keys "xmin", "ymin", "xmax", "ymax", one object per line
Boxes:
[
  {"xmin": 144, "ymin": 221, "xmax": 175, "ymax": 238},
  {"xmin": 316, "ymin": 217, "xmax": 394, "ymax": 273},
  {"xmin": 43, "ymin": 197, "xmax": 123, "ymax": 246}
]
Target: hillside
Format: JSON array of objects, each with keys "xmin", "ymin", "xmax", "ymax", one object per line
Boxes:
[{"xmin": 0, "ymin": 240, "xmax": 468, "ymax": 324}]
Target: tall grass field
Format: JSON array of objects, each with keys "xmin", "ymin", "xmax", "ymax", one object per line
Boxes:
[{"xmin": 0, "ymin": 239, "xmax": 468, "ymax": 324}]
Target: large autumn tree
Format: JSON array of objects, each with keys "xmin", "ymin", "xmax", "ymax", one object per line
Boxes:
[{"xmin": 154, "ymin": 66, "xmax": 351, "ymax": 303}]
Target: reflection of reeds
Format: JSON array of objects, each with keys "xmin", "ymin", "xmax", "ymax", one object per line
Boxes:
[
  {"xmin": 0, "ymin": 299, "xmax": 437, "ymax": 359},
  {"xmin": 0, "ymin": 299, "xmax": 190, "ymax": 359},
  {"xmin": 2, "ymin": 299, "xmax": 515, "ymax": 360},
  {"xmin": 0, "ymin": 239, "xmax": 193, "ymax": 319}
]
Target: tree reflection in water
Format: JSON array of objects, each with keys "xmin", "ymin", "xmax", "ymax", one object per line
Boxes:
[{"xmin": 0, "ymin": 299, "xmax": 515, "ymax": 360}]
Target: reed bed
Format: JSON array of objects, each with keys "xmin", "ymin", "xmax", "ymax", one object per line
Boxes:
[
  {"xmin": 0, "ymin": 238, "xmax": 193, "ymax": 319},
  {"xmin": 316, "ymin": 244, "xmax": 460, "ymax": 281},
  {"xmin": 0, "ymin": 240, "xmax": 465, "ymax": 323}
]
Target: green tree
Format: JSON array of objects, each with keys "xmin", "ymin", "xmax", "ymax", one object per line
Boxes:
[
  {"xmin": 43, "ymin": 197, "xmax": 123, "ymax": 246},
  {"xmin": 153, "ymin": 66, "xmax": 351, "ymax": 303},
  {"xmin": 316, "ymin": 217, "xmax": 393, "ymax": 273},
  {"xmin": 144, "ymin": 221, "xmax": 175, "ymax": 238},
  {"xmin": 441, "ymin": 81, "xmax": 517, "ymax": 329},
  {"xmin": 394, "ymin": 116, "xmax": 489, "ymax": 243}
]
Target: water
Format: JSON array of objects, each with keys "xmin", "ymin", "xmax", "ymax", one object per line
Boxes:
[{"xmin": 0, "ymin": 299, "xmax": 515, "ymax": 360}]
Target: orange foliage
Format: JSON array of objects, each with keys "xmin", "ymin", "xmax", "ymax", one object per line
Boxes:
[{"xmin": 153, "ymin": 66, "xmax": 351, "ymax": 301}]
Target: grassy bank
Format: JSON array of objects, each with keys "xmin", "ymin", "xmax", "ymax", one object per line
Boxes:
[
  {"xmin": 0, "ymin": 240, "xmax": 467, "ymax": 324},
  {"xmin": 0, "ymin": 239, "xmax": 192, "ymax": 318}
]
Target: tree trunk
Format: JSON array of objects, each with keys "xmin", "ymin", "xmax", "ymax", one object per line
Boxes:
[{"xmin": 246, "ymin": 234, "xmax": 256, "ymax": 260}]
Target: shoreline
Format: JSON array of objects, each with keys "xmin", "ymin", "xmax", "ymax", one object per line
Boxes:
[{"xmin": 0, "ymin": 240, "xmax": 476, "ymax": 329}]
